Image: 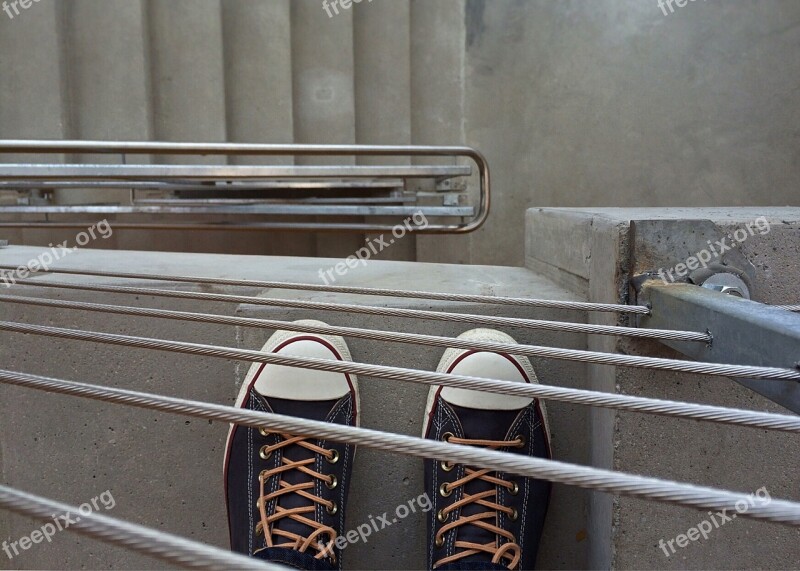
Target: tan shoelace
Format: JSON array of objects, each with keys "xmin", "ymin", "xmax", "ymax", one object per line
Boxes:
[
  {"xmin": 434, "ymin": 435, "xmax": 525, "ymax": 570},
  {"xmin": 254, "ymin": 432, "xmax": 339, "ymax": 562}
]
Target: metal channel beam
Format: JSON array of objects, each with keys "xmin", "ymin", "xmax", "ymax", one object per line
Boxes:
[
  {"xmin": 0, "ymin": 164, "xmax": 471, "ymax": 180},
  {"xmin": 637, "ymin": 281, "xmax": 800, "ymax": 413},
  {"xmin": 0, "ymin": 180, "xmax": 406, "ymax": 191},
  {"xmin": 0, "ymin": 204, "xmax": 472, "ymax": 216},
  {"xmin": 133, "ymin": 197, "xmax": 416, "ymax": 205}
]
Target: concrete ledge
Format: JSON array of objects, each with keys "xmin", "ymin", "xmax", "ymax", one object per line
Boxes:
[{"xmin": 526, "ymin": 207, "xmax": 800, "ymax": 570}]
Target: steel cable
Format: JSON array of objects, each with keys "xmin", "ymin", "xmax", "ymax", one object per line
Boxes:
[
  {"xmin": 0, "ymin": 320, "xmax": 799, "ymax": 433},
  {"xmin": 0, "ymin": 319, "xmax": 796, "ymax": 380},
  {"xmin": 3, "ymin": 278, "xmax": 703, "ymax": 341},
  {"xmin": 0, "ymin": 485, "xmax": 279, "ymax": 570},
  {"xmin": 0, "ymin": 264, "xmax": 650, "ymax": 314},
  {"xmin": 0, "ymin": 293, "xmax": 711, "ymax": 353},
  {"xmin": 1, "ymin": 369, "xmax": 798, "ymax": 526}
]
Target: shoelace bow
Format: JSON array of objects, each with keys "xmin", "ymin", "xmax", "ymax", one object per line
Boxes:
[
  {"xmin": 254, "ymin": 432, "xmax": 339, "ymax": 562},
  {"xmin": 434, "ymin": 434, "xmax": 525, "ymax": 570}
]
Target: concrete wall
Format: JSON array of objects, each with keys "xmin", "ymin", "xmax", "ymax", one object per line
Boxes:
[
  {"xmin": 3, "ymin": 1, "xmax": 799, "ymax": 265},
  {"xmin": 464, "ymin": 0, "xmax": 800, "ymax": 266},
  {"xmin": 525, "ymin": 207, "xmax": 800, "ymax": 570}
]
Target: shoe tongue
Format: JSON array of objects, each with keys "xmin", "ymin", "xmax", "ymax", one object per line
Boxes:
[
  {"xmin": 255, "ymin": 395, "xmax": 338, "ymax": 554},
  {"xmin": 450, "ymin": 404, "xmax": 522, "ymax": 566},
  {"xmin": 451, "ymin": 404, "xmax": 520, "ymax": 441}
]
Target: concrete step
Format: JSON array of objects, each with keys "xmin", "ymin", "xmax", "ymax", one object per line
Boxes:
[{"xmin": 0, "ymin": 246, "xmax": 589, "ymax": 569}]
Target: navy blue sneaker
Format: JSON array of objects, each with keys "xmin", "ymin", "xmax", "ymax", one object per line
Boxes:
[
  {"xmin": 224, "ymin": 321, "xmax": 359, "ymax": 570},
  {"xmin": 423, "ymin": 329, "xmax": 551, "ymax": 570}
]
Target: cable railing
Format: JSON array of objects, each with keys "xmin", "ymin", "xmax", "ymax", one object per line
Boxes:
[{"xmin": 0, "ymin": 257, "xmax": 798, "ymax": 568}]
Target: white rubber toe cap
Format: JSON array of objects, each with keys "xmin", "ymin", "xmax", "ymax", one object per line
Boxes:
[
  {"xmin": 438, "ymin": 328, "xmax": 537, "ymax": 411},
  {"xmin": 248, "ymin": 320, "xmax": 356, "ymax": 402}
]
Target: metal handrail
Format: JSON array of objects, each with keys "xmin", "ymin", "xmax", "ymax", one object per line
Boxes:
[{"xmin": 0, "ymin": 140, "xmax": 490, "ymax": 234}]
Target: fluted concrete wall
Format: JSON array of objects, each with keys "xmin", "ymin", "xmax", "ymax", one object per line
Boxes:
[
  {"xmin": 2, "ymin": 0, "xmax": 800, "ymax": 265},
  {"xmin": 0, "ymin": 0, "xmax": 443, "ymax": 260}
]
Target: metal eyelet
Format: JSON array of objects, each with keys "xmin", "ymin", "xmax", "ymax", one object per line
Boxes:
[
  {"xmin": 441, "ymin": 432, "xmax": 454, "ymax": 442},
  {"xmin": 255, "ymin": 522, "xmax": 264, "ymax": 536},
  {"xmin": 439, "ymin": 483, "xmax": 452, "ymax": 497},
  {"xmin": 437, "ymin": 509, "xmax": 449, "ymax": 523},
  {"xmin": 326, "ymin": 450, "xmax": 339, "ymax": 464},
  {"xmin": 440, "ymin": 460, "xmax": 454, "ymax": 472},
  {"xmin": 509, "ymin": 481, "xmax": 519, "ymax": 496},
  {"xmin": 259, "ymin": 469, "xmax": 270, "ymax": 481},
  {"xmin": 515, "ymin": 434, "xmax": 526, "ymax": 448},
  {"xmin": 510, "ymin": 508, "xmax": 519, "ymax": 521},
  {"xmin": 326, "ymin": 475, "xmax": 338, "ymax": 490},
  {"xmin": 326, "ymin": 501, "xmax": 338, "ymax": 515},
  {"xmin": 435, "ymin": 534, "xmax": 444, "ymax": 547},
  {"xmin": 259, "ymin": 445, "xmax": 272, "ymax": 460},
  {"xmin": 258, "ymin": 427, "xmax": 271, "ymax": 437}
]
